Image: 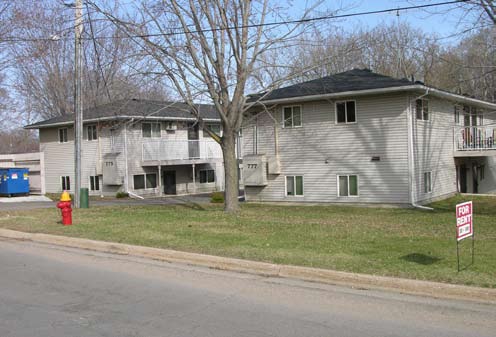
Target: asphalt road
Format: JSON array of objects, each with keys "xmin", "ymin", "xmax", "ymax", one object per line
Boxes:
[{"xmin": 1, "ymin": 239, "xmax": 495, "ymax": 337}]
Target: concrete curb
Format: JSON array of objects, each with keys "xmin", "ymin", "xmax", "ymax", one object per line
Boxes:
[{"xmin": 1, "ymin": 228, "xmax": 495, "ymax": 304}]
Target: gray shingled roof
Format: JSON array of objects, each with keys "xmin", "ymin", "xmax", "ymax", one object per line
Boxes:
[
  {"xmin": 250, "ymin": 68, "xmax": 415, "ymax": 102},
  {"xmin": 25, "ymin": 99, "xmax": 219, "ymax": 129}
]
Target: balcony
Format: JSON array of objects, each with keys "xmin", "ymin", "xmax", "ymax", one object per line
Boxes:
[
  {"xmin": 454, "ymin": 126, "xmax": 496, "ymax": 157},
  {"xmin": 142, "ymin": 139, "xmax": 223, "ymax": 164}
]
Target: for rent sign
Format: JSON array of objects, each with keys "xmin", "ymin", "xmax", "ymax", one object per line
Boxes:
[{"xmin": 456, "ymin": 201, "xmax": 473, "ymax": 241}]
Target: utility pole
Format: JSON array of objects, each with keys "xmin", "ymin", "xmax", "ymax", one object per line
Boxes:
[{"xmin": 74, "ymin": 0, "xmax": 83, "ymax": 208}]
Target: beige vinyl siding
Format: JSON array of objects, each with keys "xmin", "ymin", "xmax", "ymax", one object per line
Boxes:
[
  {"xmin": 478, "ymin": 156, "xmax": 496, "ymax": 194},
  {"xmin": 40, "ymin": 123, "xmax": 126, "ymax": 196},
  {"xmin": 479, "ymin": 113, "xmax": 496, "ymax": 194},
  {"xmin": 40, "ymin": 127, "xmax": 75, "ymax": 193},
  {"xmin": 409, "ymin": 97, "xmax": 496, "ymax": 202},
  {"xmin": 126, "ymin": 121, "xmax": 190, "ymax": 195},
  {"xmin": 95, "ymin": 123, "xmax": 126, "ymax": 195},
  {"xmin": 126, "ymin": 121, "xmax": 223, "ymax": 195},
  {"xmin": 81, "ymin": 130, "xmax": 99, "ymax": 195},
  {"xmin": 411, "ymin": 97, "xmax": 458, "ymax": 203},
  {"xmin": 456, "ymin": 111, "xmax": 496, "ymax": 195},
  {"xmin": 243, "ymin": 94, "xmax": 410, "ymax": 203}
]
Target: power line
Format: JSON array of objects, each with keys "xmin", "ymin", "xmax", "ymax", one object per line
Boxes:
[
  {"xmin": 86, "ymin": 0, "xmax": 472, "ymax": 39},
  {"xmin": 1, "ymin": 0, "xmax": 469, "ymax": 42}
]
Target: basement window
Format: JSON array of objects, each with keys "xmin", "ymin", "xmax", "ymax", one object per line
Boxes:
[
  {"xmin": 424, "ymin": 172, "xmax": 432, "ymax": 193},
  {"xmin": 133, "ymin": 173, "xmax": 157, "ymax": 190},
  {"xmin": 286, "ymin": 176, "xmax": 304, "ymax": 196},
  {"xmin": 89, "ymin": 176, "xmax": 100, "ymax": 191},
  {"xmin": 199, "ymin": 169, "xmax": 215, "ymax": 183},
  {"xmin": 338, "ymin": 175, "xmax": 358, "ymax": 197},
  {"xmin": 61, "ymin": 176, "xmax": 71, "ymax": 191}
]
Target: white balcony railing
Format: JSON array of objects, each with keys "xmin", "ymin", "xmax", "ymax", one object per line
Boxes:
[
  {"xmin": 454, "ymin": 126, "xmax": 496, "ymax": 151},
  {"xmin": 142, "ymin": 139, "xmax": 223, "ymax": 161}
]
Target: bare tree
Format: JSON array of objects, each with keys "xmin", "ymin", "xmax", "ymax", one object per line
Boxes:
[
  {"xmin": 0, "ymin": 129, "xmax": 38, "ymax": 154},
  {"xmin": 6, "ymin": 0, "xmax": 170, "ymax": 123},
  {"xmin": 89, "ymin": 0, "xmax": 322, "ymax": 212}
]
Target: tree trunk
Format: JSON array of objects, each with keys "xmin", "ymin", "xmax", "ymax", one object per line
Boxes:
[{"xmin": 221, "ymin": 129, "xmax": 239, "ymax": 213}]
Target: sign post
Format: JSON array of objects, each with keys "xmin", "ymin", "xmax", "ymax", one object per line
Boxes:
[{"xmin": 455, "ymin": 201, "xmax": 474, "ymax": 272}]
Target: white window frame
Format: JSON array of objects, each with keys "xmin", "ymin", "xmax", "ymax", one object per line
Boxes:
[
  {"xmin": 86, "ymin": 124, "xmax": 98, "ymax": 141},
  {"xmin": 203, "ymin": 124, "xmax": 222, "ymax": 138},
  {"xmin": 89, "ymin": 175, "xmax": 100, "ymax": 191},
  {"xmin": 337, "ymin": 174, "xmax": 359, "ymax": 197},
  {"xmin": 60, "ymin": 176, "xmax": 71, "ymax": 191},
  {"xmin": 454, "ymin": 105, "xmax": 462, "ymax": 126},
  {"xmin": 141, "ymin": 122, "xmax": 161, "ymax": 138},
  {"xmin": 285, "ymin": 175, "xmax": 304, "ymax": 197},
  {"xmin": 58, "ymin": 128, "xmax": 68, "ymax": 143},
  {"xmin": 423, "ymin": 171, "xmax": 432, "ymax": 193},
  {"xmin": 282, "ymin": 105, "xmax": 303, "ymax": 129},
  {"xmin": 335, "ymin": 100, "xmax": 357, "ymax": 124},
  {"xmin": 133, "ymin": 173, "xmax": 158, "ymax": 190},
  {"xmin": 416, "ymin": 99, "xmax": 429, "ymax": 121},
  {"xmin": 199, "ymin": 169, "xmax": 215, "ymax": 183}
]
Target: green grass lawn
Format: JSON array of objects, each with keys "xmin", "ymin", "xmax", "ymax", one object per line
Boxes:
[{"xmin": 1, "ymin": 195, "xmax": 495, "ymax": 287}]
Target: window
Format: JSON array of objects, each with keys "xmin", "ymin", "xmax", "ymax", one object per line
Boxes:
[
  {"xmin": 282, "ymin": 106, "xmax": 302, "ymax": 128},
  {"xmin": 200, "ymin": 169, "xmax": 215, "ymax": 183},
  {"xmin": 336, "ymin": 101, "xmax": 356, "ymax": 124},
  {"xmin": 338, "ymin": 175, "xmax": 358, "ymax": 197},
  {"xmin": 204, "ymin": 124, "xmax": 221, "ymax": 138},
  {"xmin": 89, "ymin": 176, "xmax": 100, "ymax": 191},
  {"xmin": 164, "ymin": 121, "xmax": 176, "ymax": 131},
  {"xmin": 133, "ymin": 173, "xmax": 157, "ymax": 189},
  {"xmin": 454, "ymin": 105, "xmax": 461, "ymax": 125},
  {"xmin": 58, "ymin": 128, "xmax": 68, "ymax": 143},
  {"xmin": 86, "ymin": 124, "xmax": 97, "ymax": 141},
  {"xmin": 146, "ymin": 173, "xmax": 157, "ymax": 188},
  {"xmin": 61, "ymin": 176, "xmax": 71, "ymax": 191},
  {"xmin": 424, "ymin": 172, "xmax": 432, "ymax": 193},
  {"xmin": 133, "ymin": 175, "xmax": 145, "ymax": 189},
  {"xmin": 286, "ymin": 176, "xmax": 303, "ymax": 196},
  {"xmin": 463, "ymin": 105, "xmax": 483, "ymax": 126},
  {"xmin": 142, "ymin": 122, "xmax": 161, "ymax": 138},
  {"xmin": 416, "ymin": 99, "xmax": 429, "ymax": 121}
]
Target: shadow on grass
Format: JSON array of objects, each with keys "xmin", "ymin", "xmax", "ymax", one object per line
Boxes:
[{"xmin": 400, "ymin": 253, "xmax": 441, "ymax": 265}]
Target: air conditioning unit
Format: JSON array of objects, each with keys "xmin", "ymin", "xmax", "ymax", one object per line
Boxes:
[
  {"xmin": 165, "ymin": 122, "xmax": 177, "ymax": 131},
  {"xmin": 243, "ymin": 154, "xmax": 268, "ymax": 186}
]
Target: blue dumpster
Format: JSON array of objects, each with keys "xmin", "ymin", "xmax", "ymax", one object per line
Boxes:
[{"xmin": 0, "ymin": 168, "xmax": 30, "ymax": 197}]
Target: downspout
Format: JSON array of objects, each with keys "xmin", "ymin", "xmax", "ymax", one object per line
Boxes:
[
  {"xmin": 408, "ymin": 89, "xmax": 433, "ymax": 210},
  {"xmin": 124, "ymin": 119, "xmax": 131, "ymax": 194},
  {"xmin": 98, "ymin": 122, "xmax": 103, "ymax": 198}
]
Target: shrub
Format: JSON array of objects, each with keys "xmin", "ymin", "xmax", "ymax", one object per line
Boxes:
[
  {"xmin": 211, "ymin": 191, "xmax": 224, "ymax": 203},
  {"xmin": 116, "ymin": 192, "xmax": 129, "ymax": 199}
]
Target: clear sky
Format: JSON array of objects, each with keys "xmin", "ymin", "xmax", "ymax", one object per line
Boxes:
[{"xmin": 295, "ymin": 0, "xmax": 478, "ymax": 45}]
